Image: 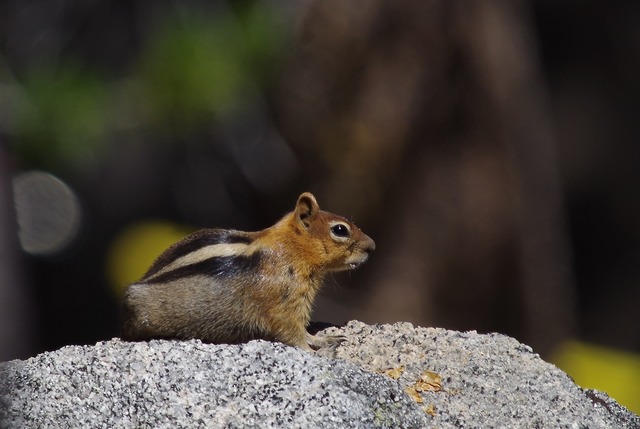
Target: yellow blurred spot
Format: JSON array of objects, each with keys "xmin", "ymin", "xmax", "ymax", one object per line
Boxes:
[
  {"xmin": 552, "ymin": 340, "xmax": 640, "ymax": 414},
  {"xmin": 106, "ymin": 221, "xmax": 192, "ymax": 297}
]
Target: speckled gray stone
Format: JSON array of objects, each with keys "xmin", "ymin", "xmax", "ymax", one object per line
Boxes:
[
  {"xmin": 0, "ymin": 336, "xmax": 426, "ymax": 428},
  {"xmin": 321, "ymin": 321, "xmax": 639, "ymax": 429},
  {"xmin": 1, "ymin": 321, "xmax": 638, "ymax": 428}
]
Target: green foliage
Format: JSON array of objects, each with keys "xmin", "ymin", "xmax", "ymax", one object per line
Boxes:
[
  {"xmin": 13, "ymin": 65, "xmax": 109, "ymax": 168},
  {"xmin": 6, "ymin": 3, "xmax": 286, "ymax": 169},
  {"xmin": 135, "ymin": 4, "xmax": 286, "ymax": 131},
  {"xmin": 138, "ymin": 15, "xmax": 247, "ymax": 128},
  {"xmin": 240, "ymin": 3, "xmax": 288, "ymax": 81}
]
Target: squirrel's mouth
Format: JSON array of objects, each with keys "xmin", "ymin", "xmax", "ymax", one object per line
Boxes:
[
  {"xmin": 348, "ymin": 260, "xmax": 368, "ymax": 269},
  {"xmin": 333, "ymin": 254, "xmax": 370, "ymax": 272},
  {"xmin": 330, "ymin": 264, "xmax": 360, "ymax": 272}
]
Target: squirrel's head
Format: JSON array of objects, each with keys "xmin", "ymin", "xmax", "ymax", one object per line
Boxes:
[{"xmin": 290, "ymin": 192, "xmax": 376, "ymax": 273}]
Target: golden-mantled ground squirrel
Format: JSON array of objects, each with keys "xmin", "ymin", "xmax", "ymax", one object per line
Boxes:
[{"xmin": 121, "ymin": 192, "xmax": 375, "ymax": 351}]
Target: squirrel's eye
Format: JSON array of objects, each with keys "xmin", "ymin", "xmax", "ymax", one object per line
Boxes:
[{"xmin": 331, "ymin": 223, "xmax": 350, "ymax": 238}]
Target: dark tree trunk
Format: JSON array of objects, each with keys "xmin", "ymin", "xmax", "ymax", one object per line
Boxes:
[{"xmin": 276, "ymin": 0, "xmax": 575, "ymax": 354}]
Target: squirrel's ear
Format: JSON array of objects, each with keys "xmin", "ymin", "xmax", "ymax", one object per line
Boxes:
[{"xmin": 295, "ymin": 192, "xmax": 319, "ymax": 228}]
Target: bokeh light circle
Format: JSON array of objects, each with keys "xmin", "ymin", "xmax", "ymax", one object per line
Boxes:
[{"xmin": 13, "ymin": 171, "xmax": 82, "ymax": 255}]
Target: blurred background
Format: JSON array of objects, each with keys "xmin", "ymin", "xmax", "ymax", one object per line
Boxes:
[{"xmin": 1, "ymin": 0, "xmax": 638, "ymax": 413}]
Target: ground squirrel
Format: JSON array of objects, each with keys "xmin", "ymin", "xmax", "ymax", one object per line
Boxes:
[{"xmin": 121, "ymin": 192, "xmax": 375, "ymax": 351}]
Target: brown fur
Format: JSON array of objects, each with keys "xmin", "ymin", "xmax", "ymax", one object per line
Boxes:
[{"xmin": 121, "ymin": 192, "xmax": 375, "ymax": 350}]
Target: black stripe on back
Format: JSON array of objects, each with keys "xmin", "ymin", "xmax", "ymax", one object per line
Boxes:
[
  {"xmin": 143, "ymin": 229, "xmax": 253, "ymax": 279},
  {"xmin": 144, "ymin": 251, "xmax": 262, "ymax": 285}
]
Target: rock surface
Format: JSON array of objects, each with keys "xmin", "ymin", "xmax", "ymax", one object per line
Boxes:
[{"xmin": 1, "ymin": 321, "xmax": 638, "ymax": 428}]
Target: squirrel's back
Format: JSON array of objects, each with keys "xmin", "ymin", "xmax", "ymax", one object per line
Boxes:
[{"xmin": 121, "ymin": 192, "xmax": 375, "ymax": 350}]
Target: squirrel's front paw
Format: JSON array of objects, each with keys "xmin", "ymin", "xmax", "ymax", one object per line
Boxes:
[{"xmin": 306, "ymin": 332, "xmax": 346, "ymax": 354}]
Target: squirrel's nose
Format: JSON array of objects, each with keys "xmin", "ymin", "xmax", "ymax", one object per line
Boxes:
[{"xmin": 363, "ymin": 235, "xmax": 376, "ymax": 253}]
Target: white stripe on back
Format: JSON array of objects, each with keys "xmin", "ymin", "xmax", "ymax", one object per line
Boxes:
[{"xmin": 144, "ymin": 242, "xmax": 251, "ymax": 282}]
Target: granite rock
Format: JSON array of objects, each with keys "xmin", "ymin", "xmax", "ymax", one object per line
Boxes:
[{"xmin": 1, "ymin": 321, "xmax": 638, "ymax": 428}]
